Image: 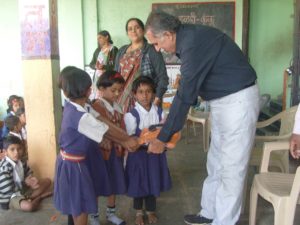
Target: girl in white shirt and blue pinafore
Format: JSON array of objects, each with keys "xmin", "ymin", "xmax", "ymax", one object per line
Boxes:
[
  {"xmin": 124, "ymin": 76, "xmax": 172, "ymax": 225},
  {"xmin": 54, "ymin": 66, "xmax": 109, "ymax": 225},
  {"xmin": 89, "ymin": 70, "xmax": 127, "ymax": 225}
]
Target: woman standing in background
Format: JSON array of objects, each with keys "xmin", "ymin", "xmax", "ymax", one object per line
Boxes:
[
  {"xmin": 114, "ymin": 18, "xmax": 168, "ymax": 112},
  {"xmin": 90, "ymin": 31, "xmax": 118, "ymax": 98}
]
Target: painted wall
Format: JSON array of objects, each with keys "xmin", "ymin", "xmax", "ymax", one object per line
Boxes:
[
  {"xmin": 82, "ymin": 0, "xmax": 98, "ymax": 66},
  {"xmin": 57, "ymin": 0, "xmax": 85, "ymax": 68},
  {"xmin": 249, "ymin": 0, "xmax": 294, "ymax": 101},
  {"xmin": 96, "ymin": 0, "xmax": 245, "ymax": 55}
]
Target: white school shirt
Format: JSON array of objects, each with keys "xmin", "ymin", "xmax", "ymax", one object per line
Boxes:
[
  {"xmin": 5, "ymin": 156, "xmax": 24, "ymax": 191},
  {"xmin": 124, "ymin": 102, "xmax": 165, "ymax": 136},
  {"xmin": 98, "ymin": 97, "xmax": 123, "ymax": 115},
  {"xmin": 21, "ymin": 127, "xmax": 27, "ymax": 140},
  {"xmin": 293, "ymin": 104, "xmax": 300, "ymax": 134},
  {"xmin": 68, "ymin": 101, "xmax": 109, "ymax": 143},
  {"xmin": 8, "ymin": 131, "xmax": 23, "ymax": 140}
]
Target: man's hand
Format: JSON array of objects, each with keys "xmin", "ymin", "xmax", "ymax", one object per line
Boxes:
[
  {"xmin": 290, "ymin": 133, "xmax": 300, "ymax": 159},
  {"xmin": 123, "ymin": 137, "xmax": 140, "ymax": 152},
  {"xmin": 148, "ymin": 138, "xmax": 165, "ymax": 154}
]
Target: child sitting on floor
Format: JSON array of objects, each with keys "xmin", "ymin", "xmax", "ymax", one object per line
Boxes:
[
  {"xmin": 15, "ymin": 108, "xmax": 27, "ymax": 140},
  {"xmin": 0, "ymin": 136, "xmax": 52, "ymax": 211},
  {"xmin": 4, "ymin": 115, "xmax": 28, "ymax": 161},
  {"xmin": 2, "ymin": 95, "xmax": 21, "ymax": 138}
]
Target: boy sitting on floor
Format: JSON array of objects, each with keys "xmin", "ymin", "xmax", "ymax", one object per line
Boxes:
[
  {"xmin": 0, "ymin": 136, "xmax": 52, "ymax": 211},
  {"xmin": 4, "ymin": 115, "xmax": 28, "ymax": 161},
  {"xmin": 15, "ymin": 108, "xmax": 27, "ymax": 141}
]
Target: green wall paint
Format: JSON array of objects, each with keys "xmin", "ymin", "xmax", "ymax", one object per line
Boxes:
[
  {"xmin": 82, "ymin": 0, "xmax": 98, "ymax": 65},
  {"xmin": 96, "ymin": 0, "xmax": 244, "ymax": 49},
  {"xmin": 0, "ymin": 0, "xmax": 22, "ymax": 118},
  {"xmin": 249, "ymin": 0, "xmax": 293, "ymax": 100},
  {"xmin": 57, "ymin": 0, "xmax": 85, "ymax": 68}
]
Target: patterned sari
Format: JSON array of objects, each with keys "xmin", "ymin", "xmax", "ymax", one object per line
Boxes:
[{"xmin": 118, "ymin": 48, "xmax": 142, "ymax": 112}]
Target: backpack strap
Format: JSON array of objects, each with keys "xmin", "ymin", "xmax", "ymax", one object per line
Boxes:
[
  {"xmin": 130, "ymin": 108, "xmax": 141, "ymax": 136},
  {"xmin": 157, "ymin": 106, "xmax": 163, "ymax": 122}
]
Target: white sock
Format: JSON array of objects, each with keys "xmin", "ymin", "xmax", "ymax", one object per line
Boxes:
[
  {"xmin": 106, "ymin": 207, "xmax": 125, "ymax": 225},
  {"xmin": 89, "ymin": 213, "xmax": 100, "ymax": 225}
]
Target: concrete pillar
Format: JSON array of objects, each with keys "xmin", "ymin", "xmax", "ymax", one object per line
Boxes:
[{"xmin": 19, "ymin": 0, "xmax": 61, "ymax": 179}]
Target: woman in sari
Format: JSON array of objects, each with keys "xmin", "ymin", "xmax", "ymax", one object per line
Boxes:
[
  {"xmin": 90, "ymin": 30, "xmax": 118, "ymax": 99},
  {"xmin": 114, "ymin": 18, "xmax": 168, "ymax": 112}
]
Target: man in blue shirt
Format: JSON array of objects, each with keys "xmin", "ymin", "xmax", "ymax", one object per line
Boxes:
[{"xmin": 145, "ymin": 11, "xmax": 259, "ymax": 225}]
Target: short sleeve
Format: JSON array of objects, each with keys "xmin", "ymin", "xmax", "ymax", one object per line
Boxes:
[
  {"xmin": 124, "ymin": 113, "xmax": 137, "ymax": 136},
  {"xmin": 89, "ymin": 106, "xmax": 100, "ymax": 118},
  {"xmin": 78, "ymin": 113, "xmax": 109, "ymax": 143}
]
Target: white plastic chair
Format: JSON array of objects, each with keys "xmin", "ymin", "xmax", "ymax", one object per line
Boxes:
[
  {"xmin": 250, "ymin": 105, "xmax": 298, "ymax": 172},
  {"xmin": 249, "ymin": 141, "xmax": 300, "ymax": 225},
  {"xmin": 242, "ymin": 106, "xmax": 297, "ymax": 213},
  {"xmin": 185, "ymin": 107, "xmax": 210, "ymax": 152}
]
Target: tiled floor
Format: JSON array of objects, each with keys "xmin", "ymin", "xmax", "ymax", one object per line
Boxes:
[{"xmin": 1, "ymin": 126, "xmax": 299, "ymax": 225}]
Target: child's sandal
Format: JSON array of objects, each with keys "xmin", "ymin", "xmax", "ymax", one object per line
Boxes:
[
  {"xmin": 146, "ymin": 211, "xmax": 157, "ymax": 224},
  {"xmin": 135, "ymin": 210, "xmax": 144, "ymax": 225}
]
